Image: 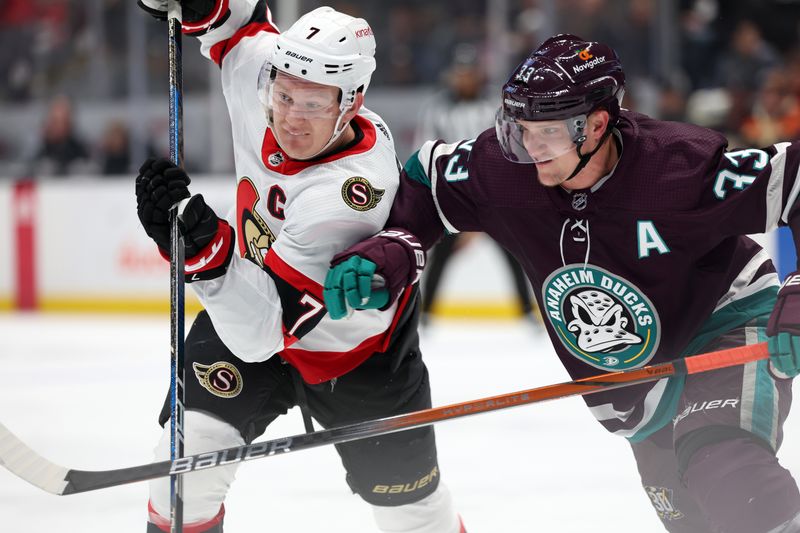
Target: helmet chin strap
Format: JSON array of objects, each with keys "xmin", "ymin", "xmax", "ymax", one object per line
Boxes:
[{"xmin": 564, "ymin": 127, "xmax": 613, "ymax": 182}]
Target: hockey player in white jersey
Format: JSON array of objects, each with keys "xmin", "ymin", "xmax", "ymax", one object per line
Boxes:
[{"xmin": 135, "ymin": 1, "xmax": 464, "ymax": 531}]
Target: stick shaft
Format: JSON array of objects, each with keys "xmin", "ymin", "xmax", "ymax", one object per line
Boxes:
[
  {"xmin": 167, "ymin": 2, "xmax": 185, "ymax": 532},
  {"xmin": 26, "ymin": 342, "xmax": 763, "ymax": 495},
  {"xmin": 0, "ymin": 343, "xmax": 769, "ymax": 496}
]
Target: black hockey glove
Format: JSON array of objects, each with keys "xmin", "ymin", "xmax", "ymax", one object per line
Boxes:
[
  {"xmin": 136, "ymin": 158, "xmax": 235, "ymax": 282},
  {"xmin": 136, "ymin": 157, "xmax": 189, "ymax": 251},
  {"xmin": 135, "ymin": 157, "xmax": 217, "ymax": 257},
  {"xmin": 137, "ymin": 0, "xmax": 231, "ymax": 35}
]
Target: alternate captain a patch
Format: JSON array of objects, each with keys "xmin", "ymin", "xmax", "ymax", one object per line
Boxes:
[
  {"xmin": 193, "ymin": 361, "xmax": 243, "ymax": 398},
  {"xmin": 542, "ymin": 264, "xmax": 661, "ymax": 371},
  {"xmin": 341, "ymin": 176, "xmax": 384, "ymax": 211}
]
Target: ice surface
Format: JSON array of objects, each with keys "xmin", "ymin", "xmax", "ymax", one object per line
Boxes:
[{"xmin": 1, "ymin": 314, "xmax": 797, "ymax": 532}]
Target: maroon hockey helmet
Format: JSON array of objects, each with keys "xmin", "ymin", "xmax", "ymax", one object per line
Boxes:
[{"xmin": 496, "ymin": 34, "xmax": 625, "ymax": 164}]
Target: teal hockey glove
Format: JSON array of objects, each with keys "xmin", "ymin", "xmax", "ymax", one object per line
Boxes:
[
  {"xmin": 324, "ymin": 229, "xmax": 425, "ymax": 320},
  {"xmin": 766, "ymin": 271, "xmax": 800, "ymax": 378},
  {"xmin": 324, "ymin": 256, "xmax": 389, "ymax": 320}
]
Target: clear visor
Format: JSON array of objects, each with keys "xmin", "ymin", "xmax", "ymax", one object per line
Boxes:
[
  {"xmin": 264, "ymin": 70, "xmax": 342, "ymax": 121},
  {"xmin": 495, "ymin": 109, "xmax": 587, "ymax": 164}
]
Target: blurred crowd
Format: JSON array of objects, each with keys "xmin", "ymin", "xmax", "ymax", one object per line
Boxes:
[{"xmin": 1, "ymin": 0, "xmax": 800, "ymax": 177}]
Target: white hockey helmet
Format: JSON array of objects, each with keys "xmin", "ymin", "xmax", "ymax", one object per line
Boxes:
[
  {"xmin": 275, "ymin": 6, "xmax": 376, "ymax": 102},
  {"xmin": 257, "ymin": 7, "xmax": 377, "ymax": 157}
]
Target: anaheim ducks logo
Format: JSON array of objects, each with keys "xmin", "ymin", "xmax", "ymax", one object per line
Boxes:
[
  {"xmin": 341, "ymin": 177, "xmax": 385, "ymax": 211},
  {"xmin": 192, "ymin": 361, "xmax": 243, "ymax": 398},
  {"xmin": 236, "ymin": 177, "xmax": 276, "ymax": 269},
  {"xmin": 542, "ymin": 264, "xmax": 660, "ymax": 371}
]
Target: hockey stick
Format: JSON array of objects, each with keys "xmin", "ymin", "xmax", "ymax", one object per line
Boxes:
[
  {"xmin": 167, "ymin": 1, "xmax": 186, "ymax": 531},
  {"xmin": 0, "ymin": 342, "xmax": 768, "ymax": 496}
]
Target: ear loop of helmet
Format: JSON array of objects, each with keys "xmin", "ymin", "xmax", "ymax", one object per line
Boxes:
[{"xmin": 564, "ymin": 115, "xmax": 613, "ymax": 182}]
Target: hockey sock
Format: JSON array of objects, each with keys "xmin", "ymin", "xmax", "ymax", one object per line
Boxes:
[
  {"xmin": 147, "ymin": 502, "xmax": 225, "ymax": 533},
  {"xmin": 684, "ymin": 437, "xmax": 800, "ymax": 533},
  {"xmin": 148, "ymin": 410, "xmax": 244, "ymax": 527},
  {"xmin": 371, "ymin": 483, "xmax": 462, "ymax": 533}
]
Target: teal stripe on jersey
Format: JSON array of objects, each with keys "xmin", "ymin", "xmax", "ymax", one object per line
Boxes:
[
  {"xmin": 626, "ymin": 374, "xmax": 685, "ymax": 443},
  {"xmin": 682, "ymin": 288, "xmax": 777, "ymax": 358},
  {"xmin": 626, "ymin": 287, "xmax": 776, "ymax": 443},
  {"xmin": 404, "ymin": 151, "xmax": 432, "ymax": 188},
  {"xmin": 748, "ymin": 327, "xmax": 779, "ymax": 449}
]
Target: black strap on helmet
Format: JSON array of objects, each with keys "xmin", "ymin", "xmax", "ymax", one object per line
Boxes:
[{"xmin": 564, "ymin": 126, "xmax": 613, "ymax": 181}]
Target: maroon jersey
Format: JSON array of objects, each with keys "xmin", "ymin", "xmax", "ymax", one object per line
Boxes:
[{"xmin": 393, "ymin": 110, "xmax": 800, "ymax": 440}]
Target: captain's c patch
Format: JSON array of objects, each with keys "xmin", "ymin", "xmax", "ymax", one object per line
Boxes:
[
  {"xmin": 193, "ymin": 361, "xmax": 243, "ymax": 398},
  {"xmin": 342, "ymin": 176, "xmax": 384, "ymax": 211}
]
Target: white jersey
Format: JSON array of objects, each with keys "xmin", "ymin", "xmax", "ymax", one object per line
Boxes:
[{"xmin": 188, "ymin": 1, "xmax": 409, "ymax": 384}]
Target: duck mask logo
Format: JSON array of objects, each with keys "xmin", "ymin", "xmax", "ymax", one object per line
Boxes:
[{"xmin": 541, "ymin": 264, "xmax": 660, "ymax": 370}]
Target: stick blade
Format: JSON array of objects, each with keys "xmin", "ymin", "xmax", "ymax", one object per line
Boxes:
[{"xmin": 0, "ymin": 421, "xmax": 70, "ymax": 495}]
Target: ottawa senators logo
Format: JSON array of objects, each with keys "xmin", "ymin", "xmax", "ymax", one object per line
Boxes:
[
  {"xmin": 236, "ymin": 177, "xmax": 276, "ymax": 269},
  {"xmin": 341, "ymin": 177, "xmax": 385, "ymax": 212},
  {"xmin": 192, "ymin": 361, "xmax": 243, "ymax": 398}
]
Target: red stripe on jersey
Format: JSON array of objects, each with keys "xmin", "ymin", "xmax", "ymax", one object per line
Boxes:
[
  {"xmin": 13, "ymin": 180, "xmax": 36, "ymax": 310},
  {"xmin": 264, "ymin": 248, "xmax": 324, "ymax": 300},
  {"xmin": 281, "ymin": 287, "xmax": 414, "ymax": 384},
  {"xmin": 209, "ymin": 21, "xmax": 279, "ymax": 66},
  {"xmin": 261, "ymin": 115, "xmax": 378, "ymax": 175},
  {"xmin": 148, "ymin": 501, "xmax": 225, "ymax": 532}
]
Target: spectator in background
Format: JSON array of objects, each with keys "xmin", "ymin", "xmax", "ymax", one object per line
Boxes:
[
  {"xmin": 413, "ymin": 44, "xmax": 539, "ymax": 326},
  {"xmin": 718, "ymin": 20, "xmax": 781, "ymax": 131},
  {"xmin": 0, "ymin": 0, "xmax": 37, "ymax": 102},
  {"xmin": 679, "ymin": 0, "xmax": 722, "ymax": 90},
  {"xmin": 786, "ymin": 50, "xmax": 800, "ymax": 102},
  {"xmin": 718, "ymin": 20, "xmax": 780, "ymax": 91},
  {"xmin": 657, "ymin": 81, "xmax": 689, "ymax": 122},
  {"xmin": 98, "ymin": 119, "xmax": 131, "ymax": 175},
  {"xmin": 29, "ymin": 94, "xmax": 91, "ymax": 176},
  {"xmin": 557, "ymin": 0, "xmax": 618, "ymax": 46},
  {"xmin": 413, "ymin": 44, "xmax": 495, "ymax": 145},
  {"xmin": 98, "ymin": 118, "xmax": 159, "ymax": 176},
  {"xmin": 740, "ymin": 69, "xmax": 800, "ymax": 146}
]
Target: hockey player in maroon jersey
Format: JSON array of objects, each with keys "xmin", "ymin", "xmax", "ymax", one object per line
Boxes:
[
  {"xmin": 326, "ymin": 34, "xmax": 800, "ymax": 533},
  {"xmin": 134, "ymin": 1, "xmax": 465, "ymax": 531}
]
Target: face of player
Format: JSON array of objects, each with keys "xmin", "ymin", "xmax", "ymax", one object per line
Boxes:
[
  {"xmin": 517, "ymin": 119, "xmax": 581, "ymax": 187},
  {"xmin": 520, "ymin": 112, "xmax": 612, "ymax": 189},
  {"xmin": 270, "ymin": 72, "xmax": 351, "ymax": 160}
]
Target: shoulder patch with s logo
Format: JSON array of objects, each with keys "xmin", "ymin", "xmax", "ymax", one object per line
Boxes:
[
  {"xmin": 341, "ymin": 176, "xmax": 385, "ymax": 211},
  {"xmin": 192, "ymin": 361, "xmax": 243, "ymax": 398}
]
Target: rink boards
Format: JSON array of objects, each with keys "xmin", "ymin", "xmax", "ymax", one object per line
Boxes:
[{"xmin": 0, "ymin": 177, "xmax": 791, "ymax": 316}]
